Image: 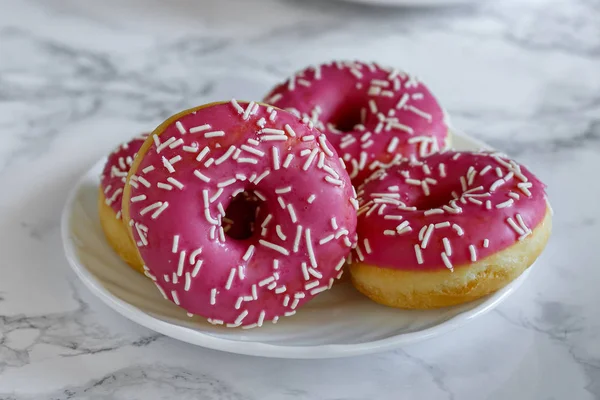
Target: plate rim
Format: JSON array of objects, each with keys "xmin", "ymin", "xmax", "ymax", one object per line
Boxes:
[{"xmin": 61, "ymin": 131, "xmax": 532, "ymax": 359}]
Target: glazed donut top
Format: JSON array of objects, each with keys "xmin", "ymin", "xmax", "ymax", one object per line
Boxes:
[
  {"xmin": 100, "ymin": 133, "xmax": 148, "ymax": 218},
  {"xmin": 354, "ymin": 151, "xmax": 549, "ymax": 271},
  {"xmin": 263, "ymin": 61, "xmax": 449, "ymax": 181},
  {"xmin": 123, "ymin": 101, "xmax": 357, "ymax": 327}
]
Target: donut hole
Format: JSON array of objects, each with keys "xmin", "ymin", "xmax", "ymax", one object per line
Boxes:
[
  {"xmin": 413, "ymin": 192, "xmax": 457, "ymax": 211},
  {"xmin": 223, "ymin": 191, "xmax": 262, "ymax": 240},
  {"xmin": 329, "ymin": 102, "xmax": 364, "ymax": 132}
]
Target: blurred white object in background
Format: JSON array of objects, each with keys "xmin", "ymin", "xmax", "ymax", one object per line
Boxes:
[{"xmin": 331, "ymin": 0, "xmax": 483, "ymax": 6}]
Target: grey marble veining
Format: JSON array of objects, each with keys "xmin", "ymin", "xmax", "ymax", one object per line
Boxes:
[{"xmin": 0, "ymin": 0, "xmax": 599, "ymax": 398}]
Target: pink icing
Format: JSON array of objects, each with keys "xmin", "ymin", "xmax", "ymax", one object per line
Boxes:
[
  {"xmin": 354, "ymin": 151, "xmax": 549, "ymax": 271},
  {"xmin": 100, "ymin": 133, "xmax": 149, "ymax": 217},
  {"xmin": 263, "ymin": 61, "xmax": 449, "ymax": 184},
  {"xmin": 127, "ymin": 101, "xmax": 358, "ymax": 328}
]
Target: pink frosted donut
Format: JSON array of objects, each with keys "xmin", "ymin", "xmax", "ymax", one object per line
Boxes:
[
  {"xmin": 122, "ymin": 101, "xmax": 358, "ymax": 328},
  {"xmin": 263, "ymin": 61, "xmax": 450, "ymax": 183},
  {"xmin": 350, "ymin": 150, "xmax": 552, "ymax": 309},
  {"xmin": 98, "ymin": 133, "xmax": 149, "ymax": 273},
  {"xmin": 101, "ymin": 134, "xmax": 149, "ymax": 218}
]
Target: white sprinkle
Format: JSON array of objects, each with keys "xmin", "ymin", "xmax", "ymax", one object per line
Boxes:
[
  {"xmin": 225, "ymin": 268, "xmax": 236, "ymax": 290},
  {"xmin": 442, "ymin": 237, "xmax": 452, "ymax": 256},
  {"xmin": 141, "ymin": 165, "xmax": 155, "ymax": 174},
  {"xmin": 368, "ymin": 99, "xmax": 378, "ymax": 114},
  {"xmin": 386, "ymin": 137, "xmax": 400, "ymax": 154},
  {"xmin": 424, "ymin": 208, "xmax": 444, "ymax": 216},
  {"xmin": 204, "ymin": 131, "xmax": 225, "ymax": 138},
  {"xmin": 308, "ymin": 267, "xmax": 323, "ymax": 279},
  {"xmin": 164, "ymin": 177, "xmax": 183, "ymax": 190},
  {"xmin": 305, "ymin": 229, "xmax": 317, "ymax": 267},
  {"xmin": 214, "ymin": 145, "xmax": 236, "ymax": 165},
  {"xmin": 421, "ymin": 224, "xmax": 434, "ymax": 249},
  {"xmin": 362, "ymin": 238, "xmax": 372, "ymax": 254},
  {"xmin": 171, "ymin": 290, "xmax": 180, "ymax": 305},
  {"xmin": 173, "ymin": 249, "xmax": 185, "ymax": 276},
  {"xmin": 280, "ymin": 153, "xmax": 294, "ymax": 169},
  {"xmin": 234, "ymin": 297, "xmax": 243, "ymax": 310},
  {"xmin": 161, "ymin": 156, "xmax": 175, "ymax": 173},
  {"xmin": 242, "ymin": 101, "xmax": 255, "ymax": 120},
  {"xmin": 259, "ymin": 239, "xmax": 290, "ymax": 255},
  {"xmin": 508, "ymin": 192, "xmax": 520, "ymax": 200},
  {"xmin": 252, "ymin": 284, "xmax": 258, "ymax": 300},
  {"xmin": 277, "ymin": 196, "xmax": 286, "ymax": 210},
  {"xmin": 284, "ymin": 124, "xmax": 297, "ymax": 138},
  {"xmin": 517, "ymin": 183, "xmax": 532, "ymax": 197},
  {"xmin": 414, "ymin": 244, "xmax": 424, "ymax": 264},
  {"xmin": 305, "ymin": 280, "xmax": 319, "ymax": 290},
  {"xmin": 190, "ymin": 170, "xmax": 210, "ymax": 184},
  {"xmin": 496, "ymin": 167, "xmax": 503, "ymax": 177},
  {"xmin": 189, "ymin": 248, "xmax": 202, "ymax": 265},
  {"xmin": 192, "ymin": 260, "xmax": 202, "ymax": 278},
  {"xmin": 318, "ymin": 135, "xmax": 334, "ymax": 157},
  {"xmin": 469, "ymin": 245, "xmax": 477, "ymax": 262},
  {"xmin": 384, "ymin": 215, "xmax": 403, "ymax": 221},
  {"xmin": 254, "ymin": 170, "xmax": 270, "ymax": 184},
  {"xmin": 479, "ymin": 165, "xmax": 492, "ymax": 176},
  {"xmin": 490, "ymin": 179, "xmax": 505, "ymax": 192},
  {"xmin": 190, "ymin": 124, "xmax": 211, "ymax": 134},
  {"xmin": 325, "ymin": 176, "xmax": 343, "ymax": 186},
  {"xmin": 172, "ymin": 235, "xmax": 180, "ymax": 253},
  {"xmin": 217, "ymin": 178, "xmax": 237, "ymax": 188},
  {"xmin": 192, "ymin": 148, "xmax": 209, "ymax": 165},
  {"xmin": 261, "ymin": 135, "xmax": 287, "ymax": 142},
  {"xmin": 207, "ymin": 289, "xmax": 217, "ymax": 306},
  {"xmin": 286, "ymin": 203, "xmax": 298, "ymax": 223},
  {"xmin": 355, "ymin": 245, "xmax": 365, "ymax": 261},
  {"xmin": 152, "ymin": 134, "xmax": 162, "ymax": 151},
  {"xmin": 275, "ymin": 186, "xmax": 292, "ymax": 194},
  {"xmin": 507, "ymin": 217, "xmax": 525, "ymax": 235},
  {"xmin": 516, "ymin": 213, "xmax": 530, "ymax": 233},
  {"xmin": 183, "ymin": 272, "xmax": 192, "ymax": 292},
  {"xmin": 452, "ymin": 224, "xmax": 464, "ymax": 236},
  {"xmin": 156, "ymin": 137, "xmax": 176, "ymax": 153},
  {"xmin": 319, "ymin": 234, "xmax": 335, "ymax": 245},
  {"xmin": 275, "ymin": 225, "xmax": 287, "ymax": 241},
  {"xmin": 259, "ymin": 276, "xmax": 275, "ymax": 287},
  {"xmin": 293, "ymin": 225, "xmax": 303, "ymax": 252},
  {"xmin": 261, "ymin": 128, "xmax": 286, "ymax": 136},
  {"xmin": 151, "ymin": 202, "xmax": 169, "ymax": 219},
  {"xmin": 140, "ymin": 202, "xmax": 163, "ymax": 216},
  {"xmin": 303, "ymin": 148, "xmax": 319, "ymax": 171},
  {"xmin": 441, "ymin": 252, "xmax": 453, "ymax": 271},
  {"xmin": 496, "ymin": 199, "xmax": 515, "ymax": 209},
  {"xmin": 242, "ymin": 245, "xmax": 255, "ymax": 262},
  {"xmin": 169, "ymin": 138, "xmax": 184, "ymax": 149},
  {"xmin": 307, "ymin": 194, "xmax": 316, "ymax": 204},
  {"xmin": 241, "ymin": 144, "xmax": 265, "ymax": 157},
  {"xmin": 131, "ymin": 194, "xmax": 146, "ymax": 203},
  {"xmin": 235, "ymin": 310, "xmax": 249, "ymax": 325},
  {"xmin": 269, "ymin": 146, "xmax": 281, "ymax": 170}
]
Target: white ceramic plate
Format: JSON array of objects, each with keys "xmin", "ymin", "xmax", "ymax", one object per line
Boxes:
[{"xmin": 61, "ymin": 132, "xmax": 533, "ymax": 359}]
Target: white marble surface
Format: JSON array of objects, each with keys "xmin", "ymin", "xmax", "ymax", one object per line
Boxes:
[{"xmin": 0, "ymin": 0, "xmax": 598, "ymax": 398}]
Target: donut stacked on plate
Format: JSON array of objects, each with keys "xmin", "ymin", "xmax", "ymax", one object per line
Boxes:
[{"xmin": 98, "ymin": 61, "xmax": 551, "ymax": 328}]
